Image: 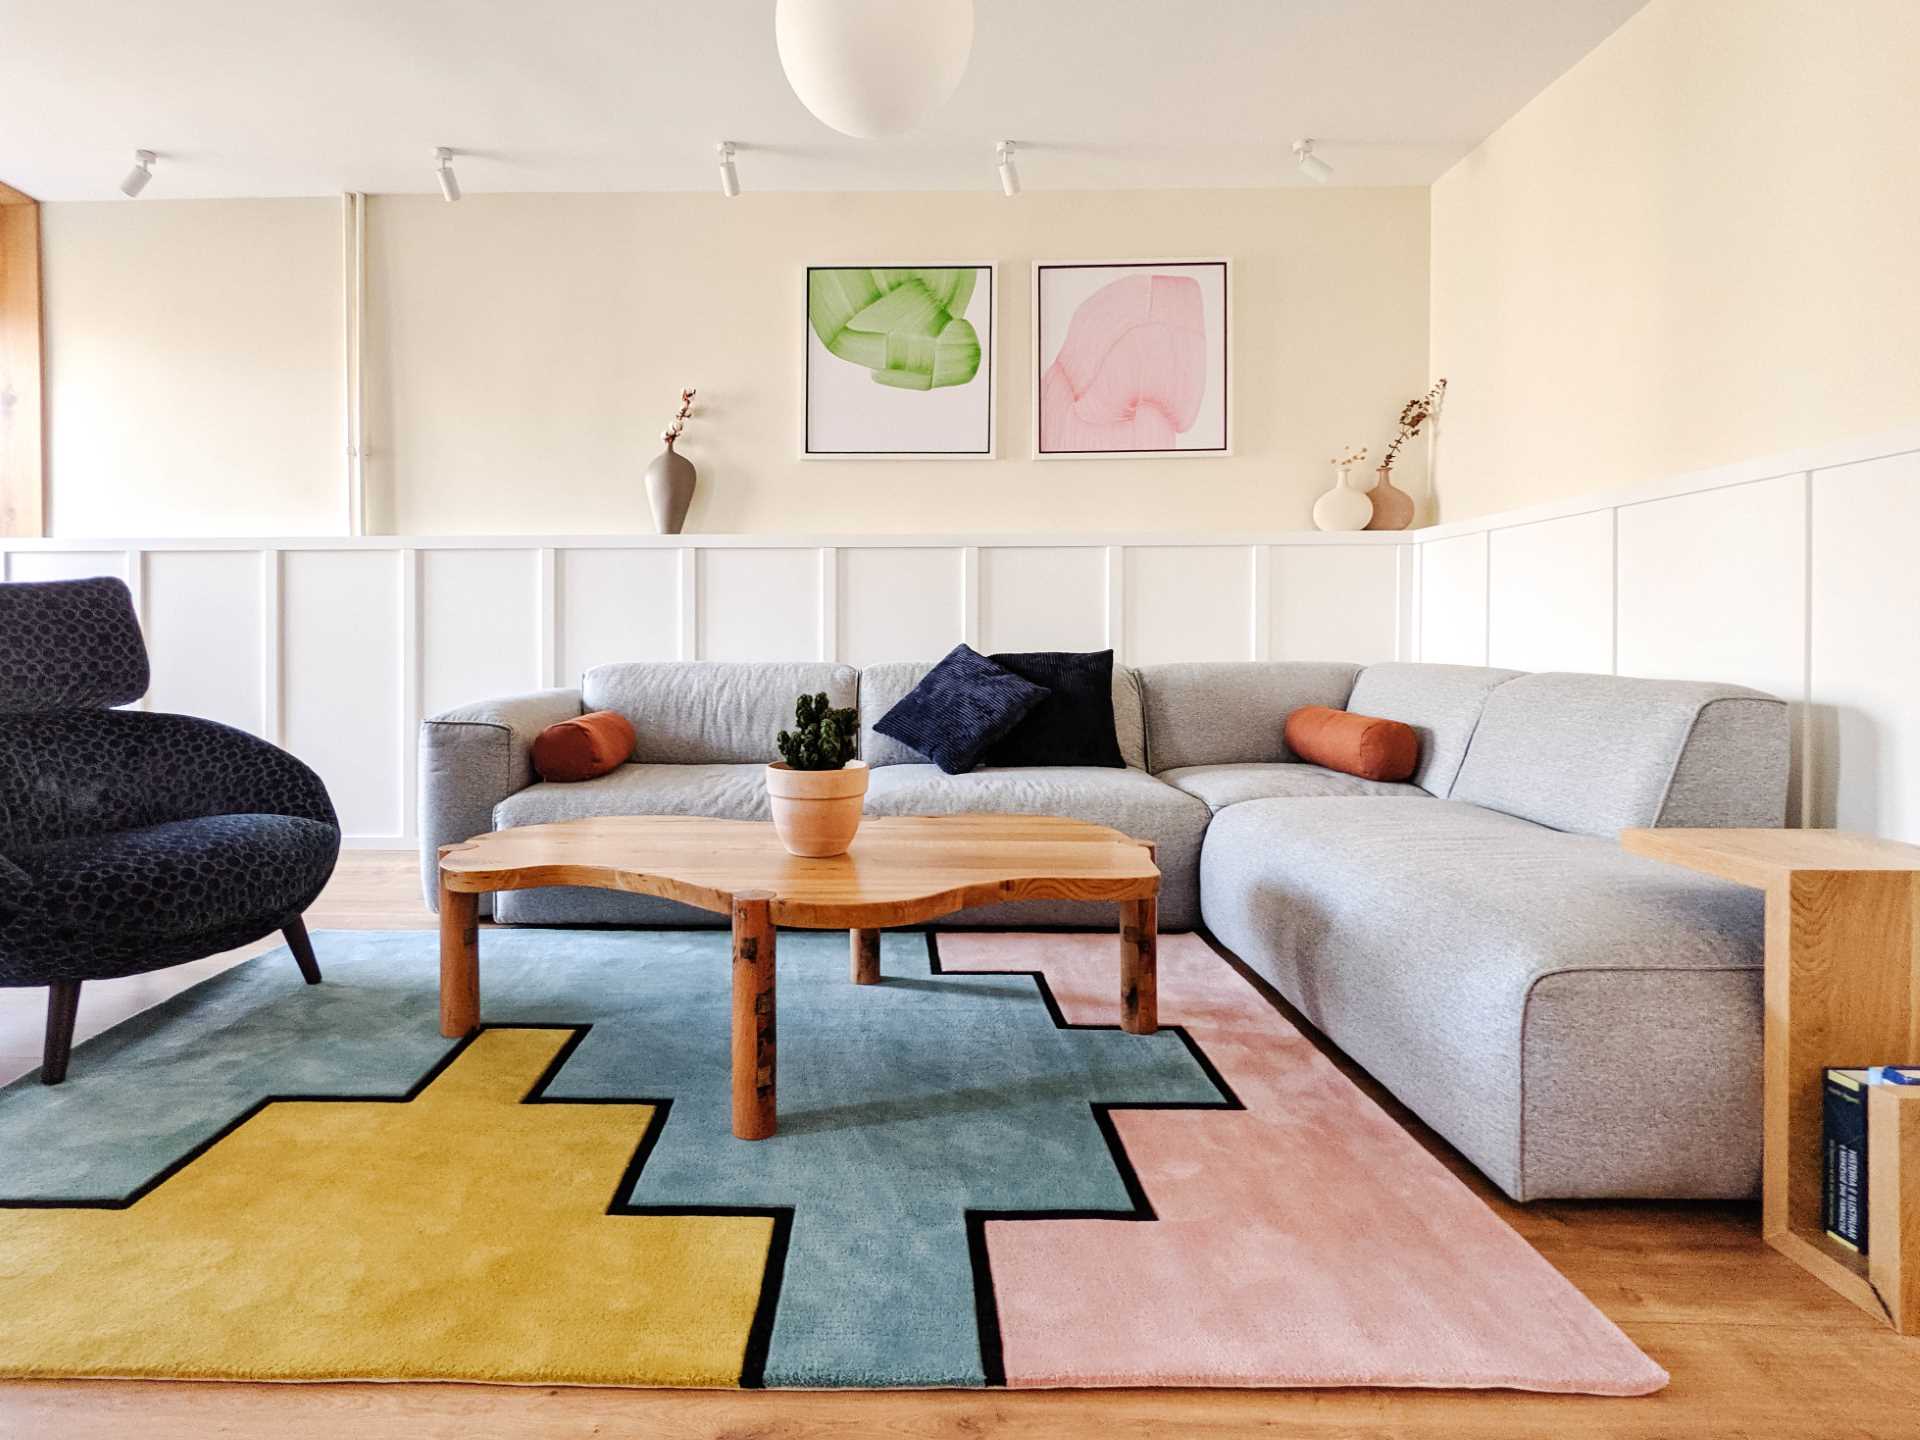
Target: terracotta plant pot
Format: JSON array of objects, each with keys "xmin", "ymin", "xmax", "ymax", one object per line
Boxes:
[{"xmin": 765, "ymin": 759, "xmax": 870, "ymax": 858}]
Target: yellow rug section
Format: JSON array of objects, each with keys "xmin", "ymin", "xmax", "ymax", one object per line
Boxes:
[{"xmin": 0, "ymin": 1029, "xmax": 774, "ymax": 1383}]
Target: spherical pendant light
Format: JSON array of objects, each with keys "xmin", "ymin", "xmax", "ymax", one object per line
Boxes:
[{"xmin": 775, "ymin": 0, "xmax": 975, "ymax": 139}]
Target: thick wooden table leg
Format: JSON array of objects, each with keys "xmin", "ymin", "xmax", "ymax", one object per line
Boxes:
[
  {"xmin": 851, "ymin": 927, "xmax": 882, "ymax": 985},
  {"xmin": 732, "ymin": 893, "xmax": 778, "ymax": 1141},
  {"xmin": 439, "ymin": 876, "xmax": 480, "ymax": 1038},
  {"xmin": 1121, "ymin": 895, "xmax": 1158, "ymax": 1034}
]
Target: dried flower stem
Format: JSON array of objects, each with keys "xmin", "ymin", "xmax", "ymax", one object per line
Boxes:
[
  {"xmin": 661, "ymin": 387, "xmax": 697, "ymax": 445},
  {"xmin": 1380, "ymin": 378, "xmax": 1447, "ymax": 474}
]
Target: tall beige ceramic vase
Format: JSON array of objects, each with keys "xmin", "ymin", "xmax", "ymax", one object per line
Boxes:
[
  {"xmin": 765, "ymin": 760, "xmax": 870, "ymax": 858},
  {"xmin": 645, "ymin": 437, "xmax": 697, "ymax": 536}
]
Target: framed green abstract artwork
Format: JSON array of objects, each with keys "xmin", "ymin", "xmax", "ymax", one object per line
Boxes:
[{"xmin": 803, "ymin": 264, "xmax": 996, "ymax": 458}]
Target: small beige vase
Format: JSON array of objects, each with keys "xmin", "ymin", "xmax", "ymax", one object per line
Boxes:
[
  {"xmin": 1365, "ymin": 464, "xmax": 1416, "ymax": 531},
  {"xmin": 765, "ymin": 760, "xmax": 870, "ymax": 858}
]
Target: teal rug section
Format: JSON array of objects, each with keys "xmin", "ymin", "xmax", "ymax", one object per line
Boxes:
[{"xmin": 0, "ymin": 929, "xmax": 1223, "ymax": 1388}]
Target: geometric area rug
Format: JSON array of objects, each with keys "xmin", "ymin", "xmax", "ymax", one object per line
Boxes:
[{"xmin": 0, "ymin": 928, "xmax": 1665, "ymax": 1394}]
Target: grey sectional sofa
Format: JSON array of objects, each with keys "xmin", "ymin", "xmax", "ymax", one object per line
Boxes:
[{"xmin": 420, "ymin": 658, "xmax": 1790, "ymax": 1203}]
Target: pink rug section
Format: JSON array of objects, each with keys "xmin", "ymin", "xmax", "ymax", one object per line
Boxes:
[{"xmin": 943, "ymin": 933, "xmax": 1668, "ymax": 1396}]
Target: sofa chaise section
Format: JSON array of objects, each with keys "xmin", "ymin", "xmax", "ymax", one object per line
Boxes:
[{"xmin": 1200, "ymin": 671, "xmax": 1791, "ymax": 1201}]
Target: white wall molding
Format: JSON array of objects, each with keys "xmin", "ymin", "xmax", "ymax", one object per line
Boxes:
[
  {"xmin": 1416, "ymin": 432, "xmax": 1920, "ymax": 842},
  {"xmin": 2, "ymin": 533, "xmax": 1412, "ymax": 845}
]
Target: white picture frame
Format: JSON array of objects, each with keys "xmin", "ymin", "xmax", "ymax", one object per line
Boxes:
[
  {"xmin": 801, "ymin": 263, "xmax": 998, "ymax": 460},
  {"xmin": 1031, "ymin": 258, "xmax": 1232, "ymax": 460}
]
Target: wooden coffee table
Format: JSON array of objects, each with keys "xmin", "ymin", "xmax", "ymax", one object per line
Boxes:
[{"xmin": 436, "ymin": 814, "xmax": 1161, "ymax": 1140}]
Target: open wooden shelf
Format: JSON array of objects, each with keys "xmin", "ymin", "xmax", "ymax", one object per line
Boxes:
[{"xmin": 1623, "ymin": 827, "xmax": 1920, "ymax": 1333}]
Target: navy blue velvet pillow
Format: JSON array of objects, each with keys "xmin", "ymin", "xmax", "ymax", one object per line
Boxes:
[
  {"xmin": 875, "ymin": 645, "xmax": 1050, "ymax": 775},
  {"xmin": 984, "ymin": 649, "xmax": 1125, "ymax": 768}
]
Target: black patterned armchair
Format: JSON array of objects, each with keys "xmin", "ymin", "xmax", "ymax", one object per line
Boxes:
[{"xmin": 0, "ymin": 577, "xmax": 340, "ymax": 1084}]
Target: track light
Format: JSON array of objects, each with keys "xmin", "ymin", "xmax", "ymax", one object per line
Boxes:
[
  {"xmin": 119, "ymin": 149, "xmax": 156, "ymax": 198},
  {"xmin": 996, "ymin": 140, "xmax": 1020, "ymax": 198},
  {"xmin": 717, "ymin": 142, "xmax": 740, "ymax": 198},
  {"xmin": 434, "ymin": 147, "xmax": 461, "ymax": 202},
  {"xmin": 1293, "ymin": 138, "xmax": 1332, "ymax": 184}
]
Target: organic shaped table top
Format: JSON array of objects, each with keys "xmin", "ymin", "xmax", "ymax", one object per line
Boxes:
[{"xmin": 438, "ymin": 814, "xmax": 1160, "ymax": 929}]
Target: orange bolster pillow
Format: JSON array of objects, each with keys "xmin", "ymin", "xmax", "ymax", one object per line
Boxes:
[
  {"xmin": 532, "ymin": 710, "xmax": 637, "ymax": 783},
  {"xmin": 1283, "ymin": 705, "xmax": 1420, "ymax": 783}
]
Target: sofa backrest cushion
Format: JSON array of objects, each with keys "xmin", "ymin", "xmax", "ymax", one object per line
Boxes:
[
  {"xmin": 1345, "ymin": 662, "xmax": 1522, "ymax": 796},
  {"xmin": 860, "ymin": 661, "xmax": 1148, "ymax": 769},
  {"xmin": 582, "ymin": 661, "xmax": 858, "ymax": 765},
  {"xmin": 0, "ymin": 576, "xmax": 150, "ymax": 713},
  {"xmin": 1138, "ymin": 662, "xmax": 1360, "ymax": 772},
  {"xmin": 1449, "ymin": 671, "xmax": 1791, "ymax": 836}
]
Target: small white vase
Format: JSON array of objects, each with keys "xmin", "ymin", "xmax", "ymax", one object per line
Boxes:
[{"xmin": 1312, "ymin": 466, "xmax": 1374, "ymax": 532}]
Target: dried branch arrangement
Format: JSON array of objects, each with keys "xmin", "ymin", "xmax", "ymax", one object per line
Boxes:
[{"xmin": 1381, "ymin": 378, "xmax": 1448, "ymax": 475}]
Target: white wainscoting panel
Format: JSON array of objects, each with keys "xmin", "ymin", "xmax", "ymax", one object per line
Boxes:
[
  {"xmin": 1809, "ymin": 452, "xmax": 1920, "ymax": 839},
  {"xmin": 1125, "ymin": 545, "xmax": 1254, "ymax": 665},
  {"xmin": 1486, "ymin": 512, "xmax": 1614, "ymax": 675},
  {"xmin": 281, "ymin": 549, "xmax": 403, "ymax": 840},
  {"xmin": 837, "ymin": 547, "xmax": 963, "ymax": 666},
  {"xmin": 977, "ymin": 546, "xmax": 1108, "ymax": 655},
  {"xmin": 5, "ymin": 550, "xmax": 127, "ymax": 584},
  {"xmin": 1418, "ymin": 531, "xmax": 1489, "ymax": 665},
  {"xmin": 697, "ymin": 547, "xmax": 820, "ymax": 662},
  {"xmin": 419, "ymin": 549, "xmax": 542, "ymax": 716},
  {"xmin": 1615, "ymin": 476, "xmax": 1806, "ymax": 697},
  {"xmin": 557, "ymin": 548, "xmax": 680, "ymax": 684},
  {"xmin": 143, "ymin": 550, "xmax": 265, "ymax": 734},
  {"xmin": 1616, "ymin": 473, "xmax": 1808, "ymax": 823},
  {"xmin": 1270, "ymin": 544, "xmax": 1400, "ymax": 664}
]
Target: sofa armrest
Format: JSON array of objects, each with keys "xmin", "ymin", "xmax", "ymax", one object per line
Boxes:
[{"xmin": 419, "ymin": 688, "xmax": 581, "ymax": 913}]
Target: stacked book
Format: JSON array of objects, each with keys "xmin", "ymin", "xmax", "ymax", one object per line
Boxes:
[{"xmin": 1824, "ymin": 1066, "xmax": 1920, "ymax": 1252}]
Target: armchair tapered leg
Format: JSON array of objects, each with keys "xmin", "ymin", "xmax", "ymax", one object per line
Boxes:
[
  {"xmin": 284, "ymin": 914, "xmax": 322, "ymax": 984},
  {"xmin": 43, "ymin": 980, "xmax": 80, "ymax": 1086}
]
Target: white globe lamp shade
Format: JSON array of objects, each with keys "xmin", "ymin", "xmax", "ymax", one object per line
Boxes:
[{"xmin": 775, "ymin": 0, "xmax": 975, "ymax": 139}]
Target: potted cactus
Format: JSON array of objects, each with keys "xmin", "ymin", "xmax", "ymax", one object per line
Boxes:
[{"xmin": 765, "ymin": 692, "xmax": 869, "ymax": 857}]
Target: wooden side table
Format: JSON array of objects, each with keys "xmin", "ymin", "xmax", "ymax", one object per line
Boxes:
[{"xmin": 1622, "ymin": 827, "xmax": 1920, "ymax": 1330}]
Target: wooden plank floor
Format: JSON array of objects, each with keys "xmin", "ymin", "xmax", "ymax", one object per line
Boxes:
[{"xmin": 6, "ymin": 851, "xmax": 1920, "ymax": 1440}]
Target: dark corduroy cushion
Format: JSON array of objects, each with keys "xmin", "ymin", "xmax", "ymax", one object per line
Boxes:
[
  {"xmin": 984, "ymin": 649, "xmax": 1124, "ymax": 768},
  {"xmin": 874, "ymin": 644, "xmax": 1049, "ymax": 775}
]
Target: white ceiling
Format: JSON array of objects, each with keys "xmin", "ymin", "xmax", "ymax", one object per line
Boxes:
[{"xmin": 0, "ymin": 1, "xmax": 1648, "ymax": 202}]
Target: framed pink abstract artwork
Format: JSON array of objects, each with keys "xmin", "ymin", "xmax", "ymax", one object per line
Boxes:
[{"xmin": 1032, "ymin": 260, "xmax": 1230, "ymax": 459}]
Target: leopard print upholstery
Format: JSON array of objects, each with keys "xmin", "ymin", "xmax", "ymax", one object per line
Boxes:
[{"xmin": 0, "ymin": 578, "xmax": 341, "ymax": 989}]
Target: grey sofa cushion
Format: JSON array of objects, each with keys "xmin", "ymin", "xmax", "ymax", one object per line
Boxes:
[
  {"xmin": 583, "ymin": 662, "xmax": 857, "ymax": 765},
  {"xmin": 1158, "ymin": 762, "xmax": 1429, "ymax": 811},
  {"xmin": 1200, "ymin": 796, "xmax": 1764, "ymax": 1200},
  {"xmin": 1449, "ymin": 672, "xmax": 1790, "ymax": 836},
  {"xmin": 494, "ymin": 763, "xmax": 770, "ymax": 827},
  {"xmin": 1345, "ymin": 662, "xmax": 1521, "ymax": 796},
  {"xmin": 860, "ymin": 660, "xmax": 1149, "ymax": 770},
  {"xmin": 491, "ymin": 763, "xmax": 767, "ymax": 926},
  {"xmin": 1138, "ymin": 662, "xmax": 1360, "ymax": 772},
  {"xmin": 862, "ymin": 763, "xmax": 1208, "ymax": 929}
]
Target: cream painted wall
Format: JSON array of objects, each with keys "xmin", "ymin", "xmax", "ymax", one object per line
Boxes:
[
  {"xmin": 40, "ymin": 187, "xmax": 1427, "ymax": 537},
  {"xmin": 41, "ymin": 199, "xmax": 345, "ymax": 536},
  {"xmin": 362, "ymin": 188, "xmax": 1428, "ymax": 534},
  {"xmin": 1429, "ymin": 0, "xmax": 1920, "ymax": 521}
]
